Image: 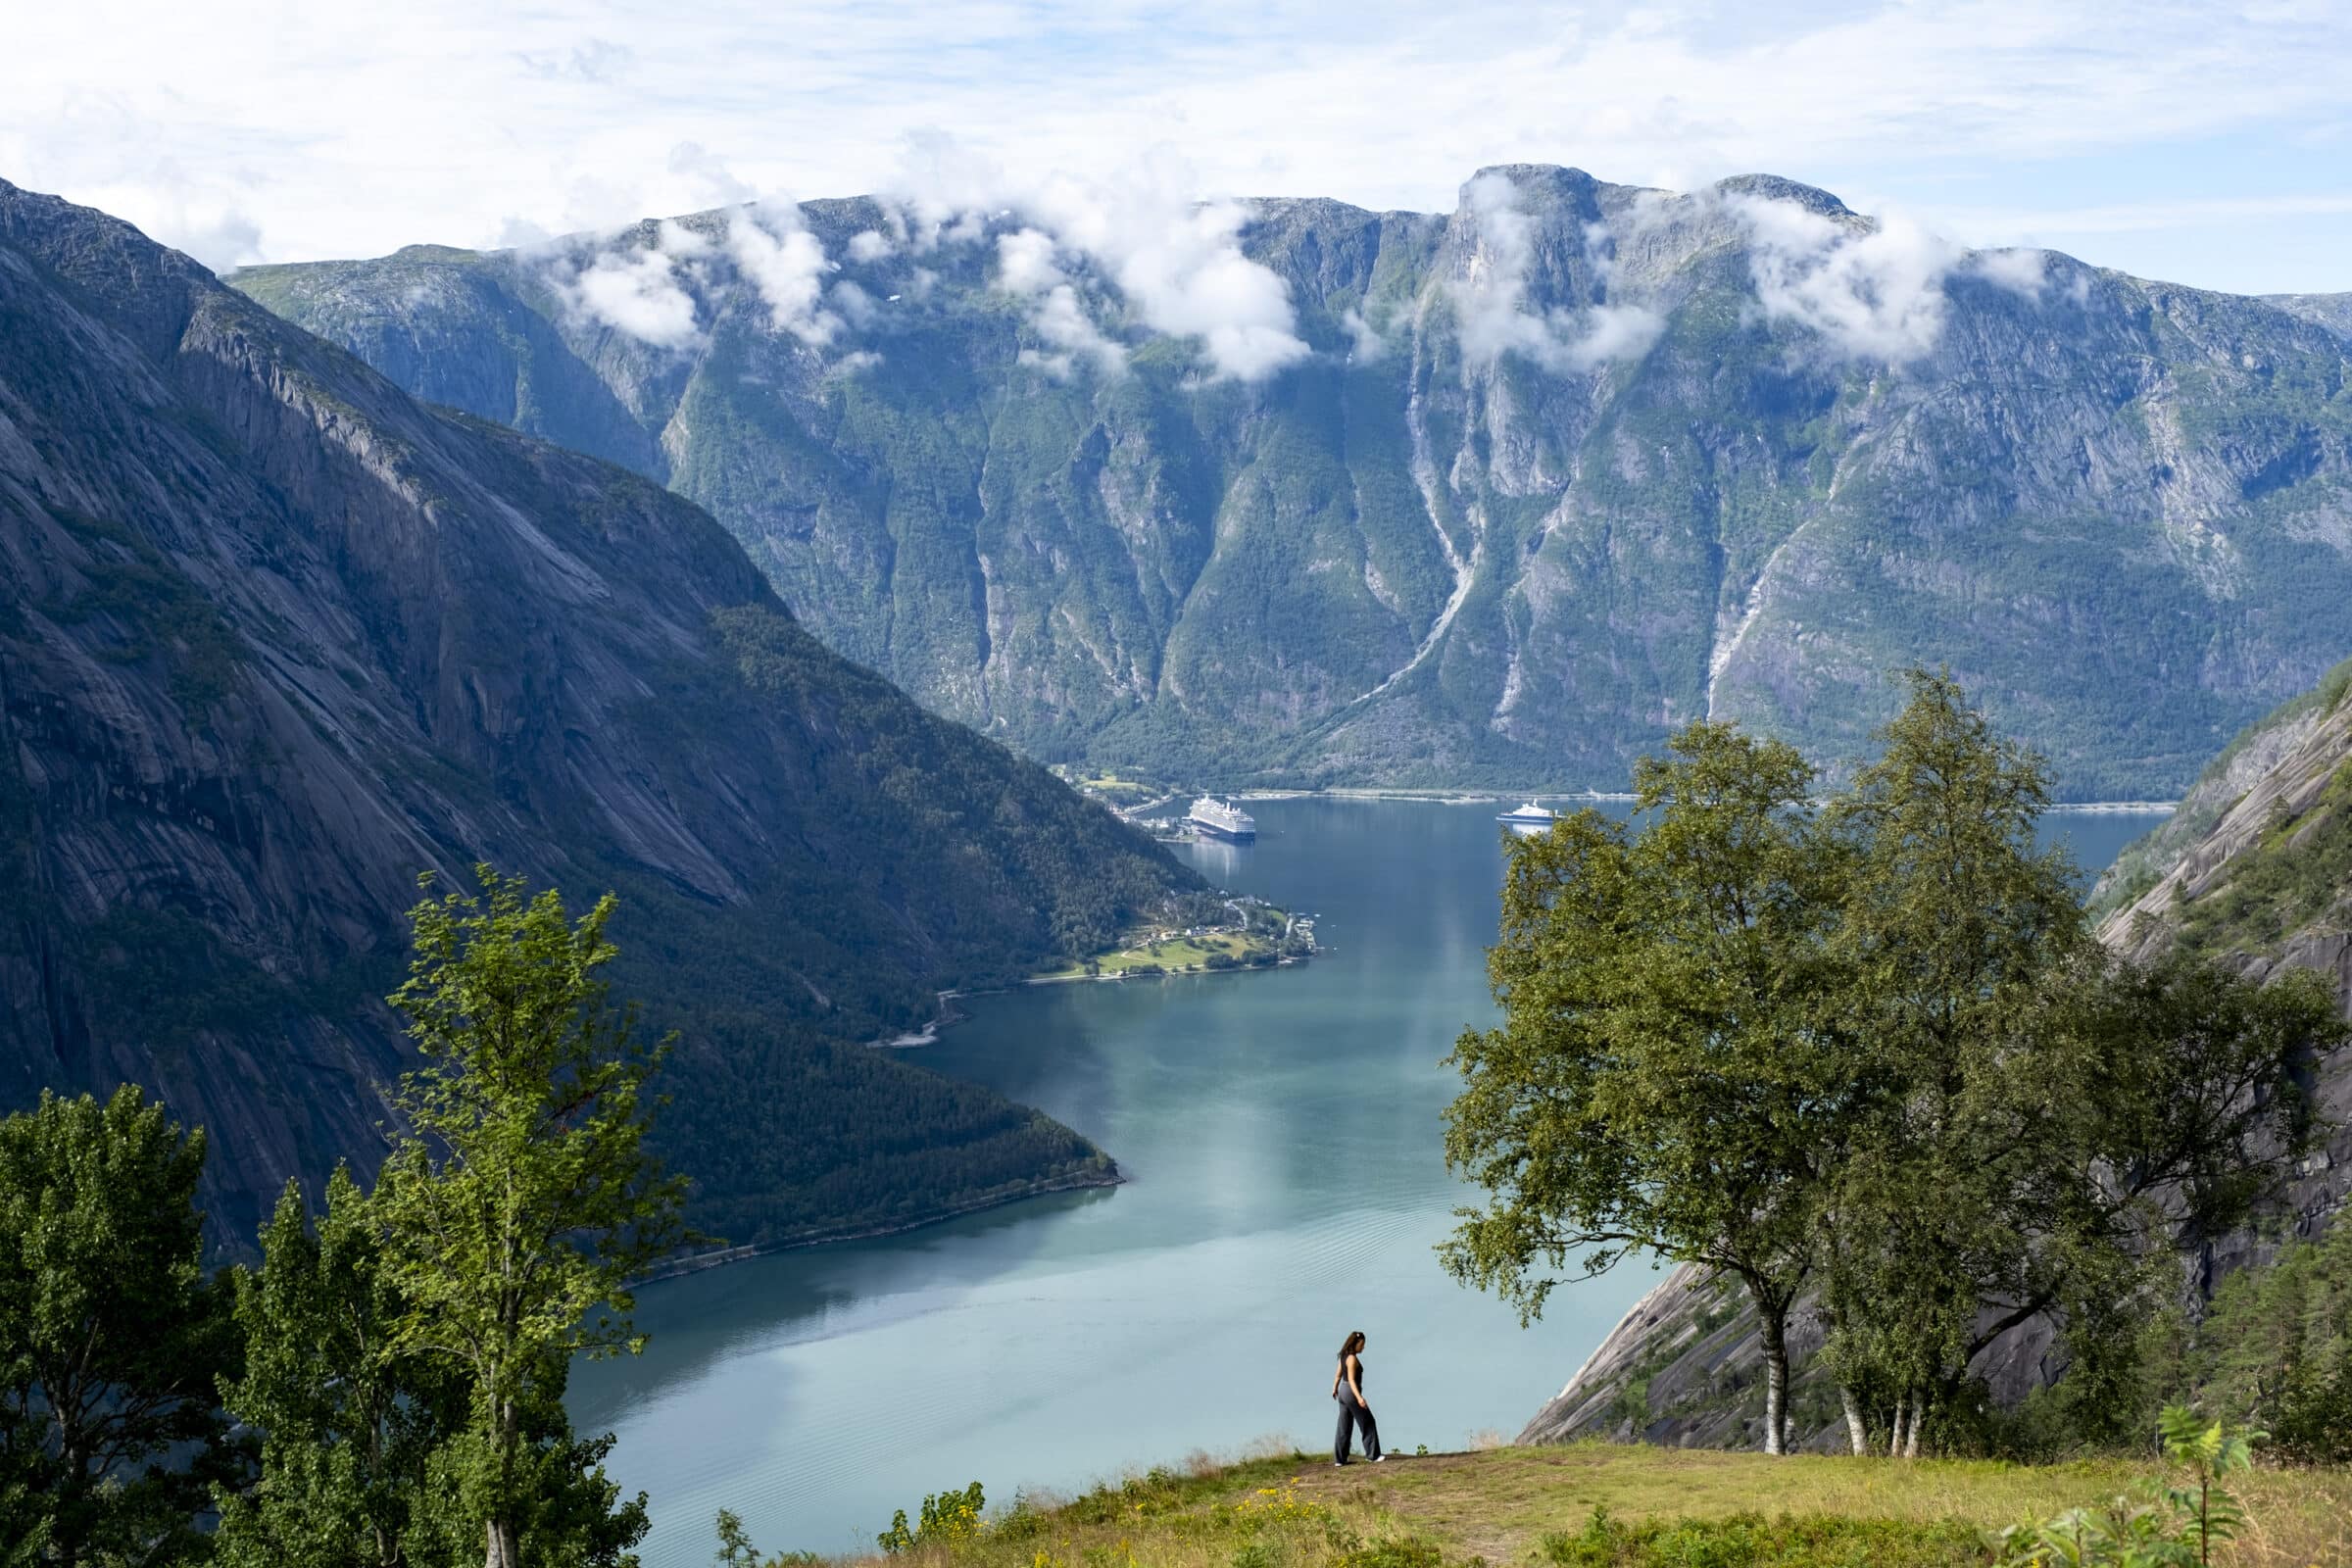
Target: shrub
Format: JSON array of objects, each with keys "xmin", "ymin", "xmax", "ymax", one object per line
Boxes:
[
  {"xmin": 1995, "ymin": 1404, "xmax": 2258, "ymax": 1568},
  {"xmin": 876, "ymin": 1481, "xmax": 987, "ymax": 1553}
]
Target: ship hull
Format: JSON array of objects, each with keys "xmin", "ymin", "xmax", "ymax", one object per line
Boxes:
[{"xmin": 1191, "ymin": 819, "xmax": 1257, "ymax": 843}]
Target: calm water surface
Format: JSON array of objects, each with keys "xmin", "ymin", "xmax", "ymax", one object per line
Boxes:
[{"xmin": 569, "ymin": 798, "xmax": 2166, "ymax": 1562}]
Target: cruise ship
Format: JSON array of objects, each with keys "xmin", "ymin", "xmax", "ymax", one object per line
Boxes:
[
  {"xmin": 1495, "ymin": 800, "xmax": 1556, "ymax": 834},
  {"xmin": 1189, "ymin": 796, "xmax": 1257, "ymax": 843}
]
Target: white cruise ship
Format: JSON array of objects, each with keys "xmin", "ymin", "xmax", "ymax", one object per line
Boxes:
[
  {"xmin": 1188, "ymin": 796, "xmax": 1257, "ymax": 843},
  {"xmin": 1496, "ymin": 800, "xmax": 1556, "ymax": 834}
]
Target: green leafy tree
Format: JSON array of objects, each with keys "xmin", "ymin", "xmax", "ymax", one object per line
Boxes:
[
  {"xmin": 1804, "ymin": 673, "xmax": 2338, "ymax": 1458},
  {"xmin": 2174, "ymin": 1189, "xmax": 2352, "ymax": 1462},
  {"xmin": 0, "ymin": 1086, "xmax": 238, "ymax": 1568},
  {"xmin": 1441, "ymin": 722, "xmax": 1862, "ymax": 1453},
  {"xmin": 214, "ymin": 1167, "xmax": 468, "ymax": 1568},
  {"xmin": 1815, "ymin": 670, "xmax": 2087, "ymax": 1455},
  {"xmin": 373, "ymin": 867, "xmax": 689, "ymax": 1568}
]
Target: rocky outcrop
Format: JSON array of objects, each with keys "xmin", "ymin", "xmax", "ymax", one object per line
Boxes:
[
  {"xmin": 0, "ymin": 180, "xmax": 1191, "ymax": 1253},
  {"xmin": 239, "ymin": 167, "xmax": 2352, "ymax": 799}
]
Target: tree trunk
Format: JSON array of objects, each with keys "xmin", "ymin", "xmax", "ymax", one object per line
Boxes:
[
  {"xmin": 1889, "ymin": 1397, "xmax": 1908, "ymax": 1459},
  {"xmin": 1760, "ymin": 1310, "xmax": 1789, "ymax": 1456},
  {"xmin": 486, "ymin": 1392, "xmax": 521, "ymax": 1568},
  {"xmin": 1901, "ymin": 1396, "xmax": 1924, "ymax": 1459},
  {"xmin": 1839, "ymin": 1385, "xmax": 1869, "ymax": 1456}
]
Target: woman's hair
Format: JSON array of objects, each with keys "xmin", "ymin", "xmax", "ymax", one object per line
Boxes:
[{"xmin": 1337, "ymin": 1330, "xmax": 1366, "ymax": 1359}]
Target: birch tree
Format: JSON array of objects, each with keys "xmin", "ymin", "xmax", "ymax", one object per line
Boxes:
[
  {"xmin": 1816, "ymin": 673, "xmax": 2339, "ymax": 1455},
  {"xmin": 1441, "ymin": 722, "xmax": 1862, "ymax": 1454}
]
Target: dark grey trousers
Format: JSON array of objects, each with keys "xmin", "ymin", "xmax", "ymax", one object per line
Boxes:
[{"xmin": 1334, "ymin": 1394, "xmax": 1381, "ymax": 1463}]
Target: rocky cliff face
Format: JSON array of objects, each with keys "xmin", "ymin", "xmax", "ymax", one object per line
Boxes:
[
  {"xmin": 237, "ymin": 166, "xmax": 2352, "ymax": 798},
  {"xmin": 0, "ymin": 180, "xmax": 1191, "ymax": 1253},
  {"xmin": 1519, "ymin": 664, "xmax": 2352, "ymax": 1451}
]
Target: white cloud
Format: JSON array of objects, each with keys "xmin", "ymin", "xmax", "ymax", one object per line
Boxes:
[
  {"xmin": 156, "ymin": 205, "xmax": 266, "ymax": 273},
  {"xmin": 666, "ymin": 141, "xmax": 758, "ymax": 209},
  {"xmin": 562, "ymin": 243, "xmax": 702, "ymax": 348},
  {"xmin": 12, "ymin": 3, "xmax": 2352, "ymax": 294},
  {"xmin": 995, "ymin": 227, "xmax": 1066, "ymax": 296},
  {"xmin": 724, "ymin": 203, "xmax": 841, "ymax": 345},
  {"xmin": 1968, "ymin": 246, "xmax": 2050, "ymax": 298},
  {"xmin": 1736, "ymin": 196, "xmax": 1963, "ymax": 362},
  {"xmin": 1013, "ymin": 159, "xmax": 1309, "ymax": 381},
  {"xmin": 906, "ymin": 151, "xmax": 1305, "ymax": 381},
  {"xmin": 1341, "ymin": 307, "xmax": 1385, "ymax": 363},
  {"xmin": 1450, "ymin": 172, "xmax": 1663, "ymax": 374},
  {"xmin": 992, "ymin": 227, "xmax": 1127, "ymax": 378},
  {"xmin": 1025, "ymin": 284, "xmax": 1128, "ymax": 379},
  {"xmin": 847, "ymin": 228, "xmax": 894, "ymax": 262}
]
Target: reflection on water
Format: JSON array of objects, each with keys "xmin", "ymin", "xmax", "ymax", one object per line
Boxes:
[{"xmin": 570, "ymin": 798, "xmax": 2169, "ymax": 1563}]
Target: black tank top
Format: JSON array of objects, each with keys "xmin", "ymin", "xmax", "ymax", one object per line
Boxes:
[{"xmin": 1339, "ymin": 1353, "xmax": 1365, "ymax": 1395}]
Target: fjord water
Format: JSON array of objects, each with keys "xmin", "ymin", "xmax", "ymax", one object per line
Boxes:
[{"xmin": 569, "ymin": 798, "xmax": 2167, "ymax": 1562}]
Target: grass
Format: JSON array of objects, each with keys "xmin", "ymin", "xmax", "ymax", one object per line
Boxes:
[
  {"xmin": 1034, "ymin": 928, "xmax": 1281, "ymax": 981},
  {"xmin": 803, "ymin": 1442, "xmax": 2352, "ymax": 1568}
]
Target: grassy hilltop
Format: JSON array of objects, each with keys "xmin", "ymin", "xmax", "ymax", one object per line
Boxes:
[{"xmin": 793, "ymin": 1444, "xmax": 2352, "ymax": 1568}]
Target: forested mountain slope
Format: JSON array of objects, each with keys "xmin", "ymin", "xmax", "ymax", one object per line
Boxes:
[
  {"xmin": 0, "ymin": 179, "xmax": 1192, "ymax": 1252},
  {"xmin": 240, "ymin": 166, "xmax": 2352, "ymax": 798},
  {"xmin": 2094, "ymin": 660, "xmax": 2352, "ymax": 1243}
]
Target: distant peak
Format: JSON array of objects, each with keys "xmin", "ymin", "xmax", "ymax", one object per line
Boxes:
[
  {"xmin": 1462, "ymin": 164, "xmax": 1602, "ymax": 200},
  {"xmin": 1707, "ymin": 173, "xmax": 1853, "ymax": 218}
]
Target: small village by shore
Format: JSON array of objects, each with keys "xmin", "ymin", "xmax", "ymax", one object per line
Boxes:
[{"xmin": 1029, "ymin": 893, "xmax": 1316, "ymax": 982}]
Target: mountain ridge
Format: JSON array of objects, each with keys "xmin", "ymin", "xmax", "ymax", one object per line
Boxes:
[
  {"xmin": 233, "ymin": 163, "xmax": 2352, "ymax": 800},
  {"xmin": 0, "ymin": 176, "xmax": 1194, "ymax": 1253}
]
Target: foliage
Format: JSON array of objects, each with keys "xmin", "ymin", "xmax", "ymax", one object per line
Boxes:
[
  {"xmin": 877, "ymin": 1481, "xmax": 988, "ymax": 1553},
  {"xmin": 373, "ymin": 866, "xmax": 681, "ymax": 1567},
  {"xmin": 713, "ymin": 1509, "xmax": 822, "ymax": 1567},
  {"xmin": 1441, "ymin": 719, "xmax": 1867, "ymax": 1453},
  {"xmin": 214, "ymin": 1168, "xmax": 468, "ymax": 1568},
  {"xmin": 1543, "ymin": 1505, "xmax": 1988, "ymax": 1567},
  {"xmin": 1446, "ymin": 673, "xmax": 2344, "ymax": 1460},
  {"xmin": 2172, "ymin": 757, "xmax": 2352, "ymax": 955},
  {"xmin": 0, "ymin": 1086, "xmax": 238, "ymax": 1568},
  {"xmin": 2171, "ymin": 1218, "xmax": 2352, "ymax": 1463},
  {"xmin": 1995, "ymin": 1405, "xmax": 2258, "ymax": 1568}
]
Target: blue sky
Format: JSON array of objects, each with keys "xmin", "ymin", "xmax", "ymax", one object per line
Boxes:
[{"xmin": 6, "ymin": 0, "xmax": 2350, "ymax": 294}]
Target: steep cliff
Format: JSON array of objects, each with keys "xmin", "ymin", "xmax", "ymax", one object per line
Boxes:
[
  {"xmin": 0, "ymin": 179, "xmax": 1193, "ymax": 1253},
  {"xmin": 239, "ymin": 167, "xmax": 2352, "ymax": 798}
]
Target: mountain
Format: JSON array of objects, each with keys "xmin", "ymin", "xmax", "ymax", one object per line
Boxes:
[
  {"xmin": 2094, "ymin": 665, "xmax": 2352, "ymax": 1197},
  {"xmin": 0, "ymin": 178, "xmax": 1195, "ymax": 1254},
  {"xmin": 1520, "ymin": 664, "xmax": 2352, "ymax": 1453},
  {"xmin": 235, "ymin": 166, "xmax": 2352, "ymax": 799}
]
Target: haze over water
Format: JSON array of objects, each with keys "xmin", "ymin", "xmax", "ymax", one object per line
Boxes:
[{"xmin": 569, "ymin": 797, "xmax": 2167, "ymax": 1563}]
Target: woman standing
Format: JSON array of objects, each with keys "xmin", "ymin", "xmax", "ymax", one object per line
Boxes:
[{"xmin": 1330, "ymin": 1330, "xmax": 1384, "ymax": 1465}]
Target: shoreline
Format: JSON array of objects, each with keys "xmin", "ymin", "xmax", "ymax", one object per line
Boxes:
[
  {"xmin": 634, "ymin": 1165, "xmax": 1126, "ymax": 1284},
  {"xmin": 1216, "ymin": 787, "xmax": 2175, "ymax": 811}
]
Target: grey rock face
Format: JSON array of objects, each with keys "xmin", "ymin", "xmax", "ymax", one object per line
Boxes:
[
  {"xmin": 0, "ymin": 180, "xmax": 1188, "ymax": 1252},
  {"xmin": 239, "ymin": 168, "xmax": 2352, "ymax": 798}
]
